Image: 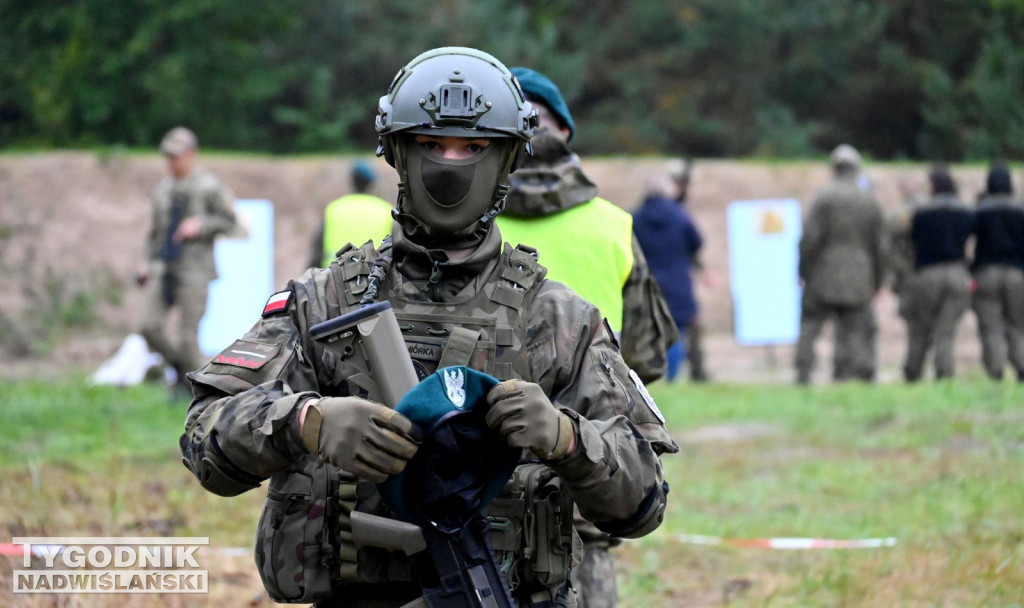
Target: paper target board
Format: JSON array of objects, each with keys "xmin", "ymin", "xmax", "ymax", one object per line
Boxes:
[
  {"xmin": 199, "ymin": 199, "xmax": 275, "ymax": 356},
  {"xmin": 727, "ymin": 199, "xmax": 802, "ymax": 345}
]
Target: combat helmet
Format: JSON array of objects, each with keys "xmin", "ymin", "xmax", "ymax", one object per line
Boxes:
[
  {"xmin": 376, "ymin": 47, "xmax": 537, "ymax": 239},
  {"xmin": 829, "ymin": 144, "xmax": 862, "ymax": 169}
]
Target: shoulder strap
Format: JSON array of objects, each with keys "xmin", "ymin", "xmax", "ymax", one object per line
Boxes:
[
  {"xmin": 491, "ymin": 244, "xmax": 547, "ymax": 311},
  {"xmin": 329, "ymin": 241, "xmax": 378, "ymax": 306}
]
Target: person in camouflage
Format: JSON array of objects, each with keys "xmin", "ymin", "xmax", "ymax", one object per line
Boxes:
[
  {"xmin": 496, "ymin": 67, "xmax": 677, "ymax": 385},
  {"xmin": 180, "ymin": 47, "xmax": 677, "ymax": 608},
  {"xmin": 495, "ymin": 67, "xmax": 677, "ymax": 608},
  {"xmin": 971, "ymin": 164, "xmax": 1024, "ymax": 381},
  {"xmin": 795, "ymin": 144, "xmax": 886, "ymax": 384},
  {"xmin": 900, "ymin": 165, "xmax": 975, "ymax": 381},
  {"xmin": 138, "ymin": 126, "xmax": 237, "ymax": 394}
]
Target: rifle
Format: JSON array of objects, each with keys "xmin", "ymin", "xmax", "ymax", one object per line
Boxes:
[{"xmin": 310, "ymin": 302, "xmax": 517, "ymax": 608}]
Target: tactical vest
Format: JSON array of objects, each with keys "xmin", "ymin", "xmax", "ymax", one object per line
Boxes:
[
  {"xmin": 254, "ymin": 240, "xmax": 576, "ymax": 606},
  {"xmin": 322, "ymin": 239, "xmax": 546, "ymax": 385},
  {"xmin": 497, "ymin": 197, "xmax": 634, "ymax": 332},
  {"xmin": 322, "ymin": 194, "xmax": 395, "ymax": 266}
]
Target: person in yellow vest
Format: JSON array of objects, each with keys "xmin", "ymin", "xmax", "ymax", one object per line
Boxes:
[
  {"xmin": 497, "ymin": 66, "xmax": 678, "ymax": 608},
  {"xmin": 498, "ymin": 67, "xmax": 677, "ymax": 383},
  {"xmin": 308, "ymin": 161, "xmax": 394, "ymax": 268}
]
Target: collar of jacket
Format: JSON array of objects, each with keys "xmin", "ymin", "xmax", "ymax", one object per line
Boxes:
[
  {"xmin": 392, "ymin": 224, "xmax": 504, "ymax": 300},
  {"xmin": 504, "ymin": 152, "xmax": 598, "ymax": 217}
]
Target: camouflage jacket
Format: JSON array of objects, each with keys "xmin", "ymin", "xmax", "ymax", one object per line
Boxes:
[
  {"xmin": 500, "ymin": 150, "xmax": 677, "ymax": 382},
  {"xmin": 799, "ymin": 175, "xmax": 887, "ymax": 306},
  {"xmin": 180, "ymin": 225, "xmax": 678, "ymax": 603},
  {"xmin": 145, "ymin": 168, "xmax": 236, "ymax": 282}
]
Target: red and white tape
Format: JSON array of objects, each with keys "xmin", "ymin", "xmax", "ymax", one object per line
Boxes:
[
  {"xmin": 2, "ymin": 534, "xmax": 898, "ymax": 560},
  {"xmin": 676, "ymin": 533, "xmax": 897, "ymax": 550}
]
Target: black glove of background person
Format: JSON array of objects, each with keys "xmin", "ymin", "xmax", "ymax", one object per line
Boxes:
[
  {"xmin": 485, "ymin": 379, "xmax": 575, "ymax": 460},
  {"xmin": 301, "ymin": 397, "xmax": 422, "ymax": 483}
]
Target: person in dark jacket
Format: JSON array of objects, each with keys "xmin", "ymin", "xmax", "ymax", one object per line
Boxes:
[
  {"xmin": 901, "ymin": 165, "xmax": 975, "ymax": 381},
  {"xmin": 971, "ymin": 164, "xmax": 1024, "ymax": 380},
  {"xmin": 632, "ymin": 172, "xmax": 704, "ymax": 382}
]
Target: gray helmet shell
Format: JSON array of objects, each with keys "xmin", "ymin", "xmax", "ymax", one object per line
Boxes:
[
  {"xmin": 376, "ymin": 47, "xmax": 536, "ymax": 146},
  {"xmin": 376, "ymin": 47, "xmax": 537, "ymax": 238}
]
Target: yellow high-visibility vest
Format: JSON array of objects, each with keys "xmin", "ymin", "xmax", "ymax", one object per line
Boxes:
[
  {"xmin": 322, "ymin": 194, "xmax": 394, "ymax": 266},
  {"xmin": 496, "ymin": 198, "xmax": 633, "ymax": 331}
]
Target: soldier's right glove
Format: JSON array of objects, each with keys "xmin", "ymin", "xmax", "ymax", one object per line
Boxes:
[
  {"xmin": 485, "ymin": 379, "xmax": 576, "ymax": 460},
  {"xmin": 301, "ymin": 397, "xmax": 422, "ymax": 483}
]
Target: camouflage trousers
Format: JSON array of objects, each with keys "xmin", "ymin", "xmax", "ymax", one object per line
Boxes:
[
  {"xmin": 573, "ymin": 542, "xmax": 618, "ymax": 608},
  {"xmin": 900, "ymin": 262, "xmax": 971, "ymax": 381},
  {"xmin": 971, "ymin": 265, "xmax": 1024, "ymax": 380},
  {"xmin": 794, "ymin": 294, "xmax": 877, "ymax": 384},
  {"xmin": 140, "ymin": 266, "xmax": 210, "ymax": 375}
]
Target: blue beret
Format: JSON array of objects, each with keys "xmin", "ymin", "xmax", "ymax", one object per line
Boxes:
[
  {"xmin": 511, "ymin": 67, "xmax": 576, "ymax": 142},
  {"xmin": 352, "ymin": 160, "xmax": 376, "ymax": 184},
  {"xmin": 378, "ymin": 366, "xmax": 520, "ymax": 532}
]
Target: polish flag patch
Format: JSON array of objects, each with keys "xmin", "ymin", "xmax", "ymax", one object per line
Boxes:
[{"xmin": 262, "ymin": 291, "xmax": 293, "ymax": 317}]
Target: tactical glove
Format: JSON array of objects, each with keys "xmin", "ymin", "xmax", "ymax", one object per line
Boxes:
[
  {"xmin": 301, "ymin": 397, "xmax": 421, "ymax": 483},
  {"xmin": 485, "ymin": 379, "xmax": 575, "ymax": 460}
]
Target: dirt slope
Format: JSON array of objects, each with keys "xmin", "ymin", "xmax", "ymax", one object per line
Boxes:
[{"xmin": 0, "ymin": 152, "xmax": 997, "ymax": 383}]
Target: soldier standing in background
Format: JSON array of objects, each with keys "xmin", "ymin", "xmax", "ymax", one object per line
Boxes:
[
  {"xmin": 180, "ymin": 47, "xmax": 676, "ymax": 608},
  {"xmin": 971, "ymin": 164, "xmax": 1024, "ymax": 381},
  {"xmin": 137, "ymin": 127, "xmax": 237, "ymax": 397},
  {"xmin": 496, "ymin": 67, "xmax": 677, "ymax": 385},
  {"xmin": 795, "ymin": 144, "xmax": 886, "ymax": 384},
  {"xmin": 900, "ymin": 165, "xmax": 975, "ymax": 381},
  {"xmin": 308, "ymin": 161, "xmax": 394, "ymax": 268},
  {"xmin": 886, "ymin": 174, "xmax": 921, "ymax": 312},
  {"xmin": 496, "ymin": 68, "xmax": 678, "ymax": 608}
]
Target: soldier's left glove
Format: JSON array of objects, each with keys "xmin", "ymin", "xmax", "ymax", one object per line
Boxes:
[{"xmin": 485, "ymin": 379, "xmax": 575, "ymax": 460}]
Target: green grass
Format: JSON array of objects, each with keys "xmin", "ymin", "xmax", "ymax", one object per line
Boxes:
[
  {"xmin": 617, "ymin": 379, "xmax": 1024, "ymax": 607},
  {"xmin": 1, "ymin": 377, "xmax": 1023, "ymax": 606},
  {"xmin": 1, "ymin": 378, "xmax": 185, "ymax": 467}
]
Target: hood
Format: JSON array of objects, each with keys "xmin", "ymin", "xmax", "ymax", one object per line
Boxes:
[{"xmin": 505, "ymin": 148, "xmax": 597, "ymax": 217}]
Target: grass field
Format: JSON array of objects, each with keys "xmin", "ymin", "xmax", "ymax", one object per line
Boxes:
[{"xmin": 1, "ymin": 376, "xmax": 1022, "ymax": 607}]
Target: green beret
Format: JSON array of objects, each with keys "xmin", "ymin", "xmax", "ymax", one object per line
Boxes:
[
  {"xmin": 511, "ymin": 67, "xmax": 576, "ymax": 142},
  {"xmin": 378, "ymin": 366, "xmax": 520, "ymax": 532}
]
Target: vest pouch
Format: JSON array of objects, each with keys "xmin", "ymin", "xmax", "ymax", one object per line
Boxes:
[
  {"xmin": 487, "ymin": 464, "xmax": 581, "ymax": 594},
  {"xmin": 254, "ymin": 460, "xmax": 334, "ymax": 603}
]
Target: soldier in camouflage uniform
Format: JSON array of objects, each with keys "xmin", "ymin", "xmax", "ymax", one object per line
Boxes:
[
  {"xmin": 795, "ymin": 144, "xmax": 886, "ymax": 384},
  {"xmin": 971, "ymin": 164, "xmax": 1024, "ymax": 381},
  {"xmin": 138, "ymin": 126, "xmax": 237, "ymax": 392},
  {"xmin": 180, "ymin": 48, "xmax": 678, "ymax": 608},
  {"xmin": 900, "ymin": 165, "xmax": 975, "ymax": 381},
  {"xmin": 496, "ymin": 67, "xmax": 677, "ymax": 385},
  {"xmin": 495, "ymin": 67, "xmax": 677, "ymax": 608}
]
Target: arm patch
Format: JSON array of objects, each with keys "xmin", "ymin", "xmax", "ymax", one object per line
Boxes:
[{"xmin": 212, "ymin": 339, "xmax": 281, "ymax": 370}]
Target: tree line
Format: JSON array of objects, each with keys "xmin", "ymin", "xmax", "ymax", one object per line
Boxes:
[{"xmin": 2, "ymin": 0, "xmax": 1023, "ymax": 161}]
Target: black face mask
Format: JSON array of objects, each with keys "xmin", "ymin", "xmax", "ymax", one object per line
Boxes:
[
  {"xmin": 400, "ymin": 138, "xmax": 511, "ymax": 236},
  {"xmin": 421, "ymin": 158, "xmax": 475, "ymax": 207}
]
